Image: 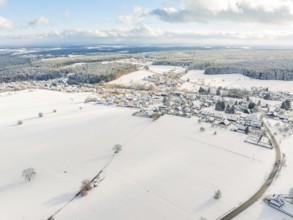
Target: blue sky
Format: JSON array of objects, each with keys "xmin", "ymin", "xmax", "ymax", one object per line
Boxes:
[{"xmin": 1, "ymin": 0, "xmax": 293, "ymax": 46}]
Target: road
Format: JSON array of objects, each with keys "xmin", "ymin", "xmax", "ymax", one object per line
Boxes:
[{"xmin": 219, "ymin": 120, "xmax": 281, "ymax": 220}]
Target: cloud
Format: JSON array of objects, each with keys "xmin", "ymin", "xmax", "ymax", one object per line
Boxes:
[
  {"xmin": 64, "ymin": 11, "xmax": 71, "ymax": 20},
  {"xmin": 38, "ymin": 25, "xmax": 163, "ymax": 39},
  {"xmin": 0, "ymin": 0, "xmax": 6, "ymax": 7},
  {"xmin": 151, "ymin": 0, "xmax": 293, "ymax": 24},
  {"xmin": 0, "ymin": 16, "xmax": 14, "ymax": 30},
  {"xmin": 29, "ymin": 17, "xmax": 50, "ymax": 26},
  {"xmin": 6, "ymin": 25, "xmax": 293, "ymax": 45},
  {"xmin": 118, "ymin": 6, "xmax": 150, "ymax": 26}
]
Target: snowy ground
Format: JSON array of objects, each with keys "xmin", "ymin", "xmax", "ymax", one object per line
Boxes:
[
  {"xmin": 109, "ymin": 65, "xmax": 186, "ymax": 86},
  {"xmin": 0, "ymin": 90, "xmax": 275, "ymax": 220},
  {"xmin": 181, "ymin": 70, "xmax": 293, "ymax": 94},
  {"xmin": 149, "ymin": 65, "xmax": 185, "ymax": 74},
  {"xmin": 108, "ymin": 69, "xmax": 153, "ymax": 86}
]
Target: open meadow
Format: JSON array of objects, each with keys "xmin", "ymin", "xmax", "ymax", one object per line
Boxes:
[{"xmin": 0, "ymin": 90, "xmax": 274, "ymax": 220}]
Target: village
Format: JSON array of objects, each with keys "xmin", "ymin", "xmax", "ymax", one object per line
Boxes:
[
  {"xmin": 1, "ymin": 64, "xmax": 293, "ymax": 145},
  {"xmin": 1, "ymin": 62, "xmax": 293, "ymax": 219}
]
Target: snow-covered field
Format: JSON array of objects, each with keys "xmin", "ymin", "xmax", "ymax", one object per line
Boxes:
[
  {"xmin": 181, "ymin": 70, "xmax": 293, "ymax": 94},
  {"xmin": 0, "ymin": 90, "xmax": 275, "ymax": 220},
  {"xmin": 109, "ymin": 65, "xmax": 185, "ymax": 86},
  {"xmin": 108, "ymin": 69, "xmax": 153, "ymax": 86},
  {"xmin": 149, "ymin": 65, "xmax": 185, "ymax": 74}
]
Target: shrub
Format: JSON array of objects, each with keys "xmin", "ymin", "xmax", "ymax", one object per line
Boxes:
[
  {"xmin": 152, "ymin": 113, "xmax": 161, "ymax": 121},
  {"xmin": 248, "ymin": 102, "xmax": 256, "ymax": 109},
  {"xmin": 215, "ymin": 100, "xmax": 225, "ymax": 111},
  {"xmin": 53, "ymin": 109, "xmax": 57, "ymax": 113},
  {"xmin": 214, "ymin": 189, "xmax": 222, "ymax": 199},
  {"xmin": 200, "ymin": 127, "xmax": 206, "ymax": 132},
  {"xmin": 22, "ymin": 168, "xmax": 36, "ymax": 181},
  {"xmin": 80, "ymin": 179, "xmax": 92, "ymax": 197},
  {"xmin": 17, "ymin": 120, "xmax": 23, "ymax": 125},
  {"xmin": 38, "ymin": 112, "xmax": 43, "ymax": 118}
]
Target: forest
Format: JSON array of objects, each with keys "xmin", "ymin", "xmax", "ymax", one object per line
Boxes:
[
  {"xmin": 151, "ymin": 49, "xmax": 293, "ymax": 80},
  {"xmin": 0, "ymin": 53, "xmax": 138, "ymax": 84},
  {"xmin": 3, "ymin": 48, "xmax": 293, "ymax": 84}
]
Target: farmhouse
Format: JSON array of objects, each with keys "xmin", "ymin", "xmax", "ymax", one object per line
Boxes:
[
  {"xmin": 279, "ymin": 115, "xmax": 289, "ymax": 123},
  {"xmin": 227, "ymin": 114, "xmax": 238, "ymax": 122},
  {"xmin": 232, "ymin": 123, "xmax": 249, "ymax": 133},
  {"xmin": 270, "ymin": 194, "xmax": 285, "ymax": 208},
  {"xmin": 218, "ymin": 119, "xmax": 230, "ymax": 127}
]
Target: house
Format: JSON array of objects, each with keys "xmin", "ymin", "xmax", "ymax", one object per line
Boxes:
[
  {"xmin": 208, "ymin": 116, "xmax": 215, "ymax": 123},
  {"xmin": 279, "ymin": 115, "xmax": 289, "ymax": 122},
  {"xmin": 227, "ymin": 115, "xmax": 238, "ymax": 122},
  {"xmin": 203, "ymin": 102, "xmax": 211, "ymax": 107},
  {"xmin": 218, "ymin": 119, "xmax": 230, "ymax": 126},
  {"xmin": 249, "ymin": 120, "xmax": 263, "ymax": 129},
  {"xmin": 232, "ymin": 123, "xmax": 249, "ymax": 133},
  {"xmin": 200, "ymin": 110, "xmax": 209, "ymax": 117},
  {"xmin": 214, "ymin": 113, "xmax": 223, "ymax": 120},
  {"xmin": 270, "ymin": 194, "xmax": 285, "ymax": 208},
  {"xmin": 184, "ymin": 107, "xmax": 191, "ymax": 113},
  {"xmin": 213, "ymin": 96, "xmax": 222, "ymax": 103},
  {"xmin": 267, "ymin": 111, "xmax": 278, "ymax": 118},
  {"xmin": 244, "ymin": 109, "xmax": 252, "ymax": 114},
  {"xmin": 192, "ymin": 102, "xmax": 201, "ymax": 110},
  {"xmin": 206, "ymin": 99, "xmax": 214, "ymax": 105}
]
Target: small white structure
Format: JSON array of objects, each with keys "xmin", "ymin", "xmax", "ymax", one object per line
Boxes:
[
  {"xmin": 279, "ymin": 115, "xmax": 289, "ymax": 123},
  {"xmin": 270, "ymin": 194, "xmax": 285, "ymax": 208},
  {"xmin": 218, "ymin": 119, "xmax": 230, "ymax": 127},
  {"xmin": 227, "ymin": 115, "xmax": 238, "ymax": 122},
  {"xmin": 267, "ymin": 194, "xmax": 293, "ymax": 217},
  {"xmin": 231, "ymin": 123, "xmax": 248, "ymax": 133}
]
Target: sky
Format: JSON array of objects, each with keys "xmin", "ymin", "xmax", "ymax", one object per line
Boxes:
[{"xmin": 1, "ymin": 0, "xmax": 293, "ymax": 46}]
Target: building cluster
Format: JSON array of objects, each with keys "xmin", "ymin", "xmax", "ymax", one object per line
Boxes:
[
  {"xmin": 0, "ymin": 80, "xmax": 96, "ymax": 93},
  {"xmin": 1, "ymin": 64, "xmax": 293, "ymax": 136}
]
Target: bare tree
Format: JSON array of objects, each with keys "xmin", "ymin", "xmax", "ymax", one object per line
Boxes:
[
  {"xmin": 22, "ymin": 168, "xmax": 36, "ymax": 181},
  {"xmin": 113, "ymin": 144, "xmax": 122, "ymax": 154},
  {"xmin": 214, "ymin": 189, "xmax": 222, "ymax": 199}
]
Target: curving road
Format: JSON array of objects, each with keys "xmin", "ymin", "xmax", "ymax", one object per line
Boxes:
[{"xmin": 219, "ymin": 120, "xmax": 281, "ymax": 220}]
